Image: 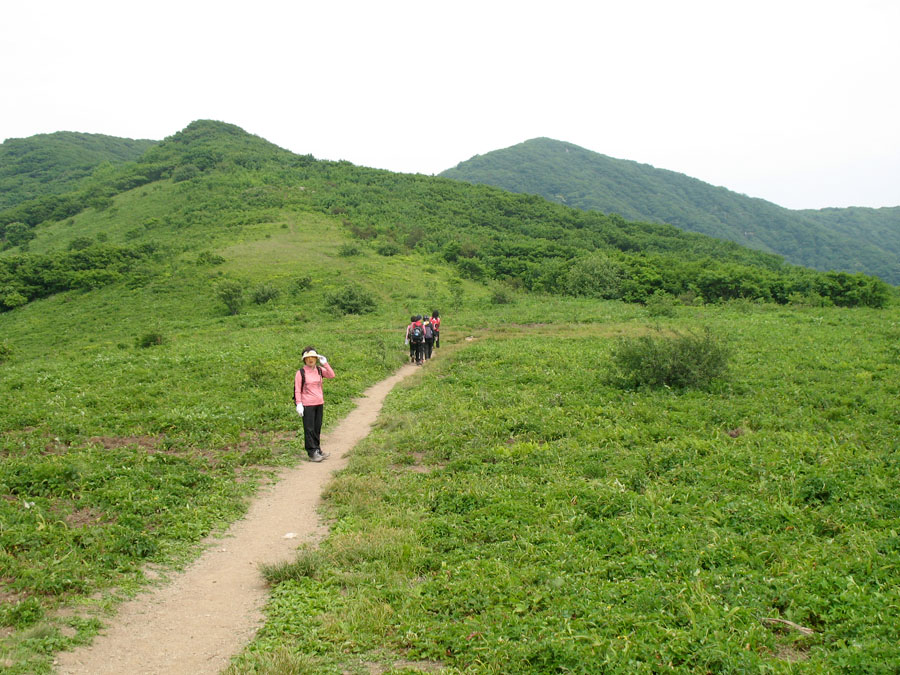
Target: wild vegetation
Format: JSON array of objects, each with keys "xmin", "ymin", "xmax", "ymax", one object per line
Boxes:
[
  {"xmin": 231, "ymin": 300, "xmax": 900, "ymax": 673},
  {"xmin": 0, "ymin": 120, "xmax": 898, "ymax": 672},
  {"xmin": 440, "ymin": 137, "xmax": 900, "ymax": 285},
  {"xmin": 0, "ymin": 132, "xmax": 156, "ymax": 211}
]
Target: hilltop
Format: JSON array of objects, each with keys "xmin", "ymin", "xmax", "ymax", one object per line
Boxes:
[
  {"xmin": 0, "ymin": 131, "xmax": 156, "ymax": 211},
  {"xmin": 440, "ymin": 138, "xmax": 900, "ymax": 284}
]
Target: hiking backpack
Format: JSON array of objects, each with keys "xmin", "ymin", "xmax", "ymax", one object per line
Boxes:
[
  {"xmin": 410, "ymin": 324, "xmax": 424, "ymax": 343},
  {"xmin": 423, "ymin": 323, "xmax": 433, "ymax": 340}
]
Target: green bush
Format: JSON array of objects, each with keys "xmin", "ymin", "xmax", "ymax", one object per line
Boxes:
[
  {"xmin": 216, "ymin": 279, "xmax": 244, "ymax": 315},
  {"xmin": 325, "ymin": 284, "xmax": 376, "ymax": 315},
  {"xmin": 375, "ymin": 240, "xmax": 400, "ymax": 256},
  {"xmin": 172, "ymin": 164, "xmax": 200, "ymax": 182},
  {"xmin": 646, "ymin": 289, "xmax": 678, "ymax": 317},
  {"xmin": 251, "ymin": 283, "xmax": 280, "ymax": 305},
  {"xmin": 610, "ymin": 327, "xmax": 730, "ymax": 389},
  {"xmin": 196, "ymin": 251, "xmax": 225, "ymax": 266},
  {"xmin": 0, "ymin": 340, "xmax": 13, "ymax": 362},
  {"xmin": 135, "ymin": 332, "xmax": 165, "ymax": 348},
  {"xmin": 337, "ymin": 243, "xmax": 361, "ymax": 257},
  {"xmin": 291, "ymin": 275, "xmax": 312, "ymax": 293}
]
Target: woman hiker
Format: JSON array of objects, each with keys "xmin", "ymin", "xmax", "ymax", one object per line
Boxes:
[
  {"xmin": 294, "ymin": 346, "xmax": 336, "ymax": 462},
  {"xmin": 431, "ymin": 310, "xmax": 441, "ymax": 348}
]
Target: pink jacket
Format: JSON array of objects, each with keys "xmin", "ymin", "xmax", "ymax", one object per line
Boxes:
[{"xmin": 294, "ymin": 363, "xmax": 335, "ymax": 406}]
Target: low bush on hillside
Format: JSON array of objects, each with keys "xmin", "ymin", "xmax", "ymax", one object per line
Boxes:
[
  {"xmin": 196, "ymin": 251, "xmax": 225, "ymax": 266},
  {"xmin": 135, "ymin": 331, "xmax": 165, "ymax": 348},
  {"xmin": 216, "ymin": 279, "xmax": 244, "ymax": 315},
  {"xmin": 610, "ymin": 327, "xmax": 730, "ymax": 389},
  {"xmin": 375, "ymin": 241, "xmax": 400, "ymax": 256},
  {"xmin": 337, "ymin": 243, "xmax": 361, "ymax": 257},
  {"xmin": 291, "ymin": 275, "xmax": 312, "ymax": 293},
  {"xmin": 646, "ymin": 289, "xmax": 678, "ymax": 317},
  {"xmin": 251, "ymin": 283, "xmax": 280, "ymax": 305},
  {"xmin": 0, "ymin": 340, "xmax": 12, "ymax": 363},
  {"xmin": 325, "ymin": 283, "xmax": 376, "ymax": 315}
]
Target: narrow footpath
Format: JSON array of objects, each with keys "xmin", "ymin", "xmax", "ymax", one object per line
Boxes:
[{"xmin": 55, "ymin": 363, "xmax": 420, "ymax": 675}]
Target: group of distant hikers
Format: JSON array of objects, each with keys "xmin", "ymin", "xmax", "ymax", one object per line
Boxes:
[
  {"xmin": 404, "ymin": 310, "xmax": 441, "ymax": 365},
  {"xmin": 292, "ymin": 310, "xmax": 442, "ymax": 462}
]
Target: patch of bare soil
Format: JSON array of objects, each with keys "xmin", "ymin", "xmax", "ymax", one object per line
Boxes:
[{"xmin": 54, "ymin": 364, "xmax": 419, "ymax": 675}]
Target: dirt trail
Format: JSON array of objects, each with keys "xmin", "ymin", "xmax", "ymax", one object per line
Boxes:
[{"xmin": 55, "ymin": 363, "xmax": 419, "ymax": 675}]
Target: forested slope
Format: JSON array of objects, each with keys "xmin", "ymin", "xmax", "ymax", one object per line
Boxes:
[
  {"xmin": 440, "ymin": 138, "xmax": 900, "ymax": 284},
  {"xmin": 0, "ymin": 131, "xmax": 156, "ymax": 211}
]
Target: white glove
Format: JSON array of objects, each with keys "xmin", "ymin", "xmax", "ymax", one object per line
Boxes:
[
  {"xmin": 317, "ymin": 355, "xmax": 327, "ymax": 365},
  {"xmin": 405, "ymin": 339, "xmax": 409, "ymax": 345},
  {"xmin": 296, "ymin": 403, "xmax": 304, "ymax": 417}
]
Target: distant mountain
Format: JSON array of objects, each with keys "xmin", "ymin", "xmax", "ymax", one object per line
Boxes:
[
  {"xmin": 440, "ymin": 138, "xmax": 900, "ymax": 285},
  {"xmin": 0, "ymin": 131, "xmax": 157, "ymax": 210}
]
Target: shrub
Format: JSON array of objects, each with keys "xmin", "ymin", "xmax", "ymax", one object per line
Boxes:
[
  {"xmin": 216, "ymin": 279, "xmax": 244, "ymax": 315},
  {"xmin": 490, "ymin": 285, "xmax": 514, "ymax": 305},
  {"xmin": 196, "ymin": 251, "xmax": 225, "ymax": 266},
  {"xmin": 251, "ymin": 283, "xmax": 280, "ymax": 305},
  {"xmin": 646, "ymin": 290, "xmax": 678, "ymax": 317},
  {"xmin": 338, "ymin": 243, "xmax": 361, "ymax": 257},
  {"xmin": 564, "ymin": 253, "xmax": 623, "ymax": 299},
  {"xmin": 325, "ymin": 284, "xmax": 376, "ymax": 315},
  {"xmin": 172, "ymin": 164, "xmax": 200, "ymax": 182},
  {"xmin": 292, "ymin": 275, "xmax": 312, "ymax": 293},
  {"xmin": 375, "ymin": 241, "xmax": 400, "ymax": 256},
  {"xmin": 610, "ymin": 327, "xmax": 730, "ymax": 389},
  {"xmin": 68, "ymin": 236, "xmax": 94, "ymax": 251},
  {"xmin": 0, "ymin": 340, "xmax": 13, "ymax": 362},
  {"xmin": 136, "ymin": 332, "xmax": 165, "ymax": 348},
  {"xmin": 2, "ymin": 292, "xmax": 28, "ymax": 311}
]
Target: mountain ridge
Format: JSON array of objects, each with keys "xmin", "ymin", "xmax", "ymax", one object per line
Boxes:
[
  {"xmin": 439, "ymin": 138, "xmax": 900, "ymax": 284},
  {"xmin": 0, "ymin": 130, "xmax": 157, "ymax": 211}
]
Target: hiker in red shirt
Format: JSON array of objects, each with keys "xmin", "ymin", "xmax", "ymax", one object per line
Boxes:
[
  {"xmin": 294, "ymin": 346, "xmax": 336, "ymax": 462},
  {"xmin": 431, "ymin": 310, "xmax": 441, "ymax": 349}
]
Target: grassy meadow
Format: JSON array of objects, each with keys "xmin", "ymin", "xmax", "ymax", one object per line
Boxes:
[
  {"xmin": 2, "ymin": 122, "xmax": 899, "ymax": 672},
  {"xmin": 227, "ymin": 299, "xmax": 900, "ymax": 674}
]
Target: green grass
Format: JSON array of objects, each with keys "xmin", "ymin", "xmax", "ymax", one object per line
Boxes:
[{"xmin": 228, "ymin": 299, "xmax": 900, "ymax": 673}]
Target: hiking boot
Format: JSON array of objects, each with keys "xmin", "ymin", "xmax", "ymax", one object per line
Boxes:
[
  {"xmin": 315, "ymin": 450, "xmax": 330, "ymax": 460},
  {"xmin": 308, "ymin": 453, "xmax": 324, "ymax": 462}
]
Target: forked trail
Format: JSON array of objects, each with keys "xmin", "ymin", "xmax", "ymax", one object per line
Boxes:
[{"xmin": 56, "ymin": 363, "xmax": 419, "ymax": 675}]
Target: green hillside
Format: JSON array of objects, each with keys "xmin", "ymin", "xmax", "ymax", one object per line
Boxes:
[
  {"xmin": 1, "ymin": 121, "xmax": 898, "ymax": 672},
  {"xmin": 0, "ymin": 131, "xmax": 157, "ymax": 211},
  {"xmin": 440, "ymin": 137, "xmax": 900, "ymax": 284},
  {"xmin": 3, "ymin": 122, "xmax": 890, "ymax": 314}
]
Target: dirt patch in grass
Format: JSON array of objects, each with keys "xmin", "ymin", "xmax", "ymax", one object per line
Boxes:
[
  {"xmin": 63, "ymin": 507, "xmax": 108, "ymax": 529},
  {"xmin": 87, "ymin": 435, "xmax": 161, "ymax": 452},
  {"xmin": 772, "ymin": 643, "xmax": 810, "ymax": 662}
]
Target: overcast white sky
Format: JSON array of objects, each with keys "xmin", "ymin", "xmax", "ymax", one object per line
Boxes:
[{"xmin": 2, "ymin": 0, "xmax": 898, "ymax": 210}]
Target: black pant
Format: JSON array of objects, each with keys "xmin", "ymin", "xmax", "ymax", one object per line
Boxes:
[
  {"xmin": 424, "ymin": 338, "xmax": 434, "ymax": 360},
  {"xmin": 434, "ymin": 330, "xmax": 439, "ymax": 348},
  {"xmin": 410, "ymin": 340, "xmax": 424, "ymax": 363},
  {"xmin": 302, "ymin": 404, "xmax": 324, "ymax": 456}
]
